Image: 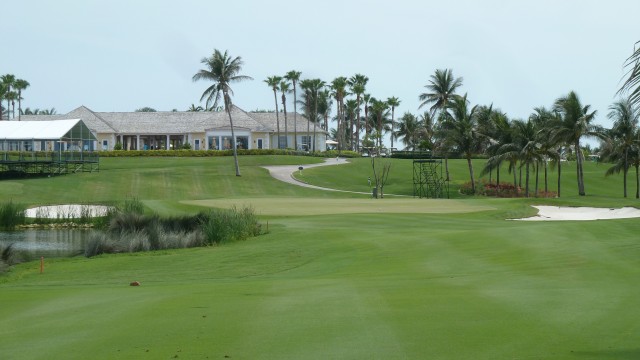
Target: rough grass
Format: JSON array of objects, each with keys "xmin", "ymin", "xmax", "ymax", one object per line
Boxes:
[{"xmin": 1, "ymin": 156, "xmax": 640, "ymax": 359}]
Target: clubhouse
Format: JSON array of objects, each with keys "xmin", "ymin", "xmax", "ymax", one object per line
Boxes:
[{"xmin": 20, "ymin": 105, "xmax": 328, "ymax": 152}]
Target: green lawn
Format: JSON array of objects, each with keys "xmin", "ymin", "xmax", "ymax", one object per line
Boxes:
[{"xmin": 1, "ymin": 155, "xmax": 640, "ymax": 359}]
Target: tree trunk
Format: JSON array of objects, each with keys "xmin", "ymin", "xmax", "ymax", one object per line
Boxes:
[
  {"xmin": 273, "ymin": 89, "xmax": 281, "ymax": 149},
  {"xmin": 534, "ymin": 161, "xmax": 539, "ymax": 197},
  {"xmin": 525, "ymin": 162, "xmax": 530, "ymax": 197},
  {"xmin": 557, "ymin": 157, "xmax": 562, "ymax": 198},
  {"xmin": 623, "ymin": 149, "xmax": 628, "ymax": 198},
  {"xmin": 293, "ymin": 83, "xmax": 298, "ymax": 150},
  {"xmin": 224, "ymin": 95, "xmax": 241, "ymax": 177},
  {"xmin": 496, "ymin": 166, "xmax": 500, "ymax": 186},
  {"xmin": 576, "ymin": 141, "xmax": 585, "ymax": 196},
  {"xmin": 390, "ymin": 107, "xmax": 395, "ymax": 150},
  {"xmin": 355, "ymin": 95, "xmax": 361, "ymax": 152},
  {"xmin": 467, "ymin": 155, "xmax": 475, "ymax": 194},
  {"xmin": 444, "ymin": 155, "xmax": 450, "ymax": 181},
  {"xmin": 636, "ymin": 163, "xmax": 640, "ymax": 199},
  {"xmin": 544, "ymin": 159, "xmax": 548, "ymax": 194},
  {"xmin": 282, "ymin": 93, "xmax": 288, "ymax": 149}
]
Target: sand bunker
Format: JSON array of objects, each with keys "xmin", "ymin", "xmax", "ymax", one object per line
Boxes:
[
  {"xmin": 25, "ymin": 205, "xmax": 113, "ymax": 218},
  {"xmin": 516, "ymin": 206, "xmax": 640, "ymax": 221}
]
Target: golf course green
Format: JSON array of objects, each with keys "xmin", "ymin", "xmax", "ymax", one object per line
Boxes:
[{"xmin": 1, "ymin": 155, "xmax": 639, "ymax": 359}]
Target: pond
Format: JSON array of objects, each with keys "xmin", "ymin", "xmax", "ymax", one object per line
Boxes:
[{"xmin": 0, "ymin": 229, "xmax": 91, "ymax": 260}]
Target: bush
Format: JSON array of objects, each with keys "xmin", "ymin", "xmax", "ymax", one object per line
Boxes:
[
  {"xmin": 0, "ymin": 201, "xmax": 26, "ymax": 230},
  {"xmin": 84, "ymin": 206, "xmax": 258, "ymax": 257},
  {"xmin": 201, "ymin": 206, "xmax": 261, "ymax": 245}
]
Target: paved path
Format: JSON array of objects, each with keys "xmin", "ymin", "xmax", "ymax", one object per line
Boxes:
[{"xmin": 262, "ymin": 157, "xmax": 405, "ymax": 196}]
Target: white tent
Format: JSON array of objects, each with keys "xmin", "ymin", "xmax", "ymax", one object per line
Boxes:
[
  {"xmin": 325, "ymin": 140, "xmax": 339, "ymax": 145},
  {"xmin": 0, "ymin": 119, "xmax": 96, "ymax": 152},
  {"xmin": 0, "ymin": 119, "xmax": 95, "ymax": 140}
]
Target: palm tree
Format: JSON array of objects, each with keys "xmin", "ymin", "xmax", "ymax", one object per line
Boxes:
[
  {"xmin": 299, "ymin": 79, "xmax": 314, "ymax": 151},
  {"xmin": 348, "ymin": 74, "xmax": 368, "ymax": 152},
  {"xmin": 418, "ymin": 69, "xmax": 464, "ymax": 180},
  {"xmin": 618, "ymin": 40, "xmax": 640, "ymax": 107},
  {"xmin": 418, "ymin": 69, "xmax": 463, "ymax": 116},
  {"xmin": 1, "ymin": 74, "xmax": 16, "ymax": 120},
  {"xmin": 187, "ymin": 104, "xmax": 204, "ymax": 112},
  {"xmin": 331, "ymin": 77, "xmax": 348, "ymax": 153},
  {"xmin": 387, "ymin": 96, "xmax": 401, "ymax": 150},
  {"xmin": 39, "ymin": 108, "xmax": 56, "ymax": 115},
  {"xmin": 396, "ymin": 112, "xmax": 424, "ymax": 151},
  {"xmin": 0, "ymin": 83, "xmax": 6, "ymax": 120},
  {"xmin": 318, "ymin": 88, "xmax": 333, "ymax": 135},
  {"xmin": 552, "ymin": 91, "xmax": 605, "ymax": 196},
  {"xmin": 363, "ymin": 93, "xmax": 372, "ymax": 140},
  {"xmin": 264, "ymin": 76, "xmax": 283, "ymax": 148},
  {"xmin": 601, "ymin": 98, "xmax": 639, "ymax": 197},
  {"xmin": 441, "ymin": 94, "xmax": 482, "ymax": 194},
  {"xmin": 279, "ymin": 80, "xmax": 291, "ymax": 149},
  {"xmin": 309, "ymin": 79, "xmax": 326, "ymax": 152},
  {"xmin": 193, "ymin": 49, "xmax": 253, "ymax": 176},
  {"xmin": 419, "ymin": 111, "xmax": 437, "ymax": 151},
  {"xmin": 369, "ymin": 98, "xmax": 390, "ymax": 152},
  {"xmin": 14, "ymin": 79, "xmax": 29, "ymax": 121},
  {"xmin": 284, "ymin": 70, "xmax": 302, "ymax": 150}
]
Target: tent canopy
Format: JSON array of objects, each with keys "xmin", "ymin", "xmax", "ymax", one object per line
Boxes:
[
  {"xmin": 0, "ymin": 119, "xmax": 96, "ymax": 141},
  {"xmin": 325, "ymin": 140, "xmax": 339, "ymax": 145}
]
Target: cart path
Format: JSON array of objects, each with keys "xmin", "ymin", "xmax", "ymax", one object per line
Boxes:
[{"xmin": 262, "ymin": 157, "xmax": 407, "ymax": 196}]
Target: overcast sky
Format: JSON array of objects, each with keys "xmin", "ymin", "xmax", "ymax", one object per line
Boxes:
[{"xmin": 2, "ymin": 0, "xmax": 639, "ymax": 144}]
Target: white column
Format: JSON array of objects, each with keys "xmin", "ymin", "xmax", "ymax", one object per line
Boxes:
[{"xmin": 166, "ymin": 135, "xmax": 170, "ymax": 150}]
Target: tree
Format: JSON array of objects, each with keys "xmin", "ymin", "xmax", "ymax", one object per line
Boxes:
[
  {"xmin": 552, "ymin": 91, "xmax": 605, "ymax": 196},
  {"xmin": 284, "ymin": 70, "xmax": 302, "ymax": 150},
  {"xmin": 310, "ymin": 79, "xmax": 326, "ymax": 152},
  {"xmin": 363, "ymin": 93, "xmax": 372, "ymax": 140},
  {"xmin": 387, "ymin": 96, "xmax": 401, "ymax": 150},
  {"xmin": 279, "ymin": 80, "xmax": 291, "ymax": 149},
  {"xmin": 135, "ymin": 107, "xmax": 157, "ymax": 112},
  {"xmin": 0, "ymin": 83, "xmax": 6, "ymax": 120},
  {"xmin": 418, "ymin": 69, "xmax": 464, "ymax": 180},
  {"xmin": 187, "ymin": 104, "xmax": 204, "ymax": 112},
  {"xmin": 331, "ymin": 77, "xmax": 348, "ymax": 153},
  {"xmin": 601, "ymin": 98, "xmax": 639, "ymax": 197},
  {"xmin": 418, "ymin": 69, "xmax": 463, "ymax": 115},
  {"xmin": 348, "ymin": 74, "xmax": 368, "ymax": 152},
  {"xmin": 395, "ymin": 112, "xmax": 424, "ymax": 151},
  {"xmin": 618, "ymin": 40, "xmax": 640, "ymax": 108},
  {"xmin": 14, "ymin": 79, "xmax": 29, "ymax": 121},
  {"xmin": 193, "ymin": 49, "xmax": 253, "ymax": 176},
  {"xmin": 369, "ymin": 98, "xmax": 390, "ymax": 151},
  {"xmin": 441, "ymin": 94, "xmax": 482, "ymax": 194},
  {"xmin": 264, "ymin": 76, "xmax": 283, "ymax": 148},
  {"xmin": 1, "ymin": 74, "xmax": 16, "ymax": 120}
]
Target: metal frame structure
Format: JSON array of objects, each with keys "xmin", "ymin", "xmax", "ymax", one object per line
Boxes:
[
  {"xmin": 413, "ymin": 158, "xmax": 449, "ymax": 199},
  {"xmin": 0, "ymin": 151, "xmax": 99, "ymax": 178}
]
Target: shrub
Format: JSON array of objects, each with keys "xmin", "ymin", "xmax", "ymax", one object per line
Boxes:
[
  {"xmin": 0, "ymin": 243, "xmax": 18, "ymax": 272},
  {"xmin": 201, "ymin": 206, "xmax": 261, "ymax": 245},
  {"xmin": 0, "ymin": 201, "xmax": 26, "ymax": 230}
]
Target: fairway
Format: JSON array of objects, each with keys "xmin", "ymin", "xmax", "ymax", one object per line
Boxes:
[
  {"xmin": 183, "ymin": 197, "xmax": 497, "ymax": 216},
  {"xmin": 2, "ymin": 156, "xmax": 640, "ymax": 359}
]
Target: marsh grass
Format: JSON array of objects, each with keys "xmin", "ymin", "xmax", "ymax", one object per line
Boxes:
[
  {"xmin": 0, "ymin": 201, "xmax": 26, "ymax": 230},
  {"xmin": 84, "ymin": 207, "xmax": 254, "ymax": 257},
  {"xmin": 202, "ymin": 206, "xmax": 261, "ymax": 245},
  {"xmin": 0, "ymin": 243, "xmax": 18, "ymax": 272}
]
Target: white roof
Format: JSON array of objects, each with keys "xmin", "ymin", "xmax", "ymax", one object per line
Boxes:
[{"xmin": 0, "ymin": 119, "xmax": 95, "ymax": 140}]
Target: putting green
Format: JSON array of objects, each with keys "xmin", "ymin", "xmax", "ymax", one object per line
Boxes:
[{"xmin": 182, "ymin": 197, "xmax": 496, "ymax": 216}]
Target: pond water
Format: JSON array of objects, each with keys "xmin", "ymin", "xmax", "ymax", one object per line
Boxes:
[{"xmin": 0, "ymin": 229, "xmax": 91, "ymax": 260}]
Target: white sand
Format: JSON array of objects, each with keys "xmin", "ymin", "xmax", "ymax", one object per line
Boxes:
[
  {"xmin": 25, "ymin": 205, "xmax": 113, "ymax": 218},
  {"xmin": 516, "ymin": 206, "xmax": 640, "ymax": 221}
]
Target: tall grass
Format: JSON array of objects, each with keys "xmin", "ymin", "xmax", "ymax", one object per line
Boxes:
[
  {"xmin": 0, "ymin": 201, "xmax": 26, "ymax": 230},
  {"xmin": 201, "ymin": 206, "xmax": 261, "ymax": 245},
  {"xmin": 84, "ymin": 207, "xmax": 257, "ymax": 257},
  {"xmin": 0, "ymin": 243, "xmax": 18, "ymax": 273}
]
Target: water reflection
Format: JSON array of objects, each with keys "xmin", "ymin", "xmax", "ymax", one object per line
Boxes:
[{"xmin": 0, "ymin": 229, "xmax": 91, "ymax": 260}]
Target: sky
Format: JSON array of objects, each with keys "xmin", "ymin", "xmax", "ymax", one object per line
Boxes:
[{"xmin": 2, "ymin": 0, "xmax": 639, "ymax": 147}]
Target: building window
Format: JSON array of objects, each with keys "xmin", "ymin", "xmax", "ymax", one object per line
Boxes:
[
  {"xmin": 208, "ymin": 136, "xmax": 219, "ymax": 150},
  {"xmin": 236, "ymin": 136, "xmax": 248, "ymax": 149},
  {"xmin": 301, "ymin": 136, "xmax": 311, "ymax": 151},
  {"xmin": 102, "ymin": 140, "xmax": 108, "ymax": 151},
  {"xmin": 278, "ymin": 136, "xmax": 287, "ymax": 149}
]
